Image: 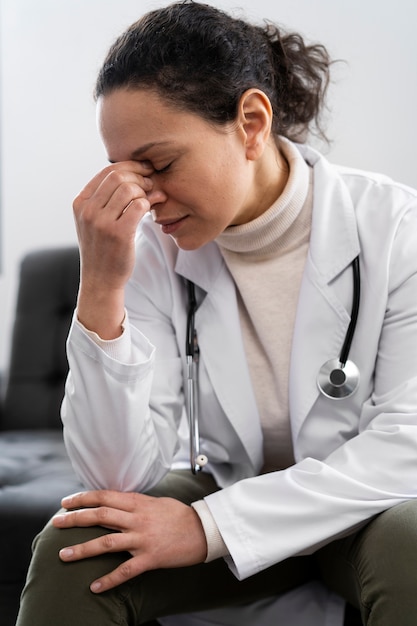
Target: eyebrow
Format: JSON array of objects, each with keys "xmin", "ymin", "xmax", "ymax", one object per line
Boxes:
[
  {"xmin": 108, "ymin": 141, "xmax": 176, "ymax": 164},
  {"xmin": 130, "ymin": 141, "xmax": 175, "ymax": 159}
]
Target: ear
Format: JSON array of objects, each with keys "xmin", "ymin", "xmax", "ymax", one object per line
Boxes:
[{"xmin": 237, "ymin": 89, "xmax": 273, "ymax": 161}]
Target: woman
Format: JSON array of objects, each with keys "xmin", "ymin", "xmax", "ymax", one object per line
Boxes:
[{"xmin": 16, "ymin": 2, "xmax": 417, "ymax": 625}]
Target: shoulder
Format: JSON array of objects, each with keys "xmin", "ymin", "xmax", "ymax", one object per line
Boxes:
[
  {"xmin": 336, "ymin": 166, "xmax": 417, "ymax": 247},
  {"xmin": 297, "ymin": 141, "xmax": 417, "ymax": 205},
  {"xmin": 299, "ymin": 142, "xmax": 417, "ymax": 224},
  {"xmin": 336, "ymin": 164, "xmax": 417, "ymax": 207}
]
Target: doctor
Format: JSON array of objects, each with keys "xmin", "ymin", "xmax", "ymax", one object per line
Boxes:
[{"xmin": 17, "ymin": 2, "xmax": 417, "ymax": 626}]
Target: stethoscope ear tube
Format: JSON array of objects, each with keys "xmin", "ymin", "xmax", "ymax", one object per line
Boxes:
[
  {"xmin": 317, "ymin": 256, "xmax": 361, "ymax": 400},
  {"xmin": 186, "ymin": 280, "xmax": 208, "ymax": 473}
]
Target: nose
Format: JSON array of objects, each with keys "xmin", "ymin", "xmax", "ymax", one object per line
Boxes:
[{"xmin": 146, "ymin": 179, "xmax": 168, "ymax": 208}]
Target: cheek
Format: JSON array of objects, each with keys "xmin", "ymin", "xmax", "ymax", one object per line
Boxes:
[
  {"xmin": 170, "ymin": 169, "xmax": 213, "ymax": 203},
  {"xmin": 172, "ymin": 156, "xmax": 243, "ymax": 211}
]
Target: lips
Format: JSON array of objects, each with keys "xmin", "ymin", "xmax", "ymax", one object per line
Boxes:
[{"xmin": 155, "ymin": 215, "xmax": 188, "ymax": 235}]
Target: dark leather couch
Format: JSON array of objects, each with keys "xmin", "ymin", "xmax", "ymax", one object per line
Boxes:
[
  {"xmin": 0, "ymin": 246, "xmax": 361, "ymax": 626},
  {"xmin": 0, "ymin": 247, "xmax": 83, "ymax": 625}
]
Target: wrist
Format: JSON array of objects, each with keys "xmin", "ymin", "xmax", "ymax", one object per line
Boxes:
[{"xmin": 77, "ymin": 285, "xmax": 125, "ymax": 339}]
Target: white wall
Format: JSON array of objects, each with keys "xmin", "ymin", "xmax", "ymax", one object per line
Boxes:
[{"xmin": 1, "ymin": 0, "xmax": 416, "ymax": 370}]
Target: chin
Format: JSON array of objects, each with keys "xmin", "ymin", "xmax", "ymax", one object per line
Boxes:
[{"xmin": 170, "ymin": 234, "xmax": 207, "ymax": 252}]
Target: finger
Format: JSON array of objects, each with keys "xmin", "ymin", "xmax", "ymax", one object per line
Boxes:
[
  {"xmin": 58, "ymin": 528, "xmax": 136, "ymax": 562},
  {"xmin": 119, "ymin": 196, "xmax": 151, "ymax": 218},
  {"xmin": 78, "ymin": 170, "xmax": 152, "ymax": 218},
  {"xmin": 98, "ymin": 176, "xmax": 151, "ymax": 219},
  {"xmin": 76, "ymin": 161, "xmax": 154, "ymax": 202},
  {"xmin": 53, "ymin": 505, "xmax": 132, "ymax": 531},
  {"xmin": 90, "ymin": 556, "xmax": 147, "ymax": 593},
  {"xmin": 61, "ymin": 489, "xmax": 151, "ymax": 513}
]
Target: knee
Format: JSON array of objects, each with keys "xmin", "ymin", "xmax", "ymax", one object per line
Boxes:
[
  {"xmin": 358, "ymin": 500, "xmax": 417, "ymax": 611},
  {"xmin": 364, "ymin": 500, "xmax": 417, "ymax": 560},
  {"xmin": 31, "ymin": 515, "xmax": 69, "ymax": 564},
  {"xmin": 31, "ymin": 514, "xmax": 112, "ymax": 565}
]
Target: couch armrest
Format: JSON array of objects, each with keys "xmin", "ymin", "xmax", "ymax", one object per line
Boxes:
[{"xmin": 2, "ymin": 247, "xmax": 79, "ymax": 430}]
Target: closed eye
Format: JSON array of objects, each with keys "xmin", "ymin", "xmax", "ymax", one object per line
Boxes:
[{"xmin": 153, "ymin": 162, "xmax": 172, "ymax": 174}]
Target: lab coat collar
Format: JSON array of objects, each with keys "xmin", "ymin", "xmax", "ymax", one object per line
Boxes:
[
  {"xmin": 297, "ymin": 143, "xmax": 360, "ymax": 280},
  {"xmin": 289, "ymin": 145, "xmax": 361, "ymax": 444},
  {"xmin": 175, "ymin": 240, "xmax": 223, "ymax": 291}
]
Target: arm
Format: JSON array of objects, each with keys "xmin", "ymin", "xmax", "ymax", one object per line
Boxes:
[
  {"xmin": 73, "ymin": 160, "xmax": 153, "ymax": 339},
  {"xmin": 62, "ymin": 162, "xmax": 185, "ymax": 491},
  {"xmin": 205, "ymin": 203, "xmax": 417, "ymax": 580}
]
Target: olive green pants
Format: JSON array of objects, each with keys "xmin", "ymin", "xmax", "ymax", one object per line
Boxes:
[{"xmin": 16, "ymin": 471, "xmax": 417, "ymax": 625}]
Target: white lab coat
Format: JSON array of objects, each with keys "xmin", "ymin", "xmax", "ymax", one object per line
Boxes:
[{"xmin": 62, "ymin": 143, "xmax": 417, "ymax": 626}]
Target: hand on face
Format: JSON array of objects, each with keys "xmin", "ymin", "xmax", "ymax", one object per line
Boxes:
[
  {"xmin": 53, "ymin": 489, "xmax": 208, "ymax": 593},
  {"xmin": 74, "ymin": 160, "xmax": 154, "ymax": 291},
  {"xmin": 73, "ymin": 161, "xmax": 154, "ymax": 337}
]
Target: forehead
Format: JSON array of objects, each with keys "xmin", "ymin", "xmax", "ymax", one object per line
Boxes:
[{"xmin": 97, "ymin": 88, "xmax": 212, "ymax": 159}]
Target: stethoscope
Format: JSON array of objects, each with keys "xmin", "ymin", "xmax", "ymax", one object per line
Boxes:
[
  {"xmin": 185, "ymin": 255, "xmax": 360, "ymax": 473},
  {"xmin": 185, "ymin": 280, "xmax": 209, "ymax": 474}
]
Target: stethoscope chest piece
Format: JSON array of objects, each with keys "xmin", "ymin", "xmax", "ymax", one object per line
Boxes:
[
  {"xmin": 317, "ymin": 358, "xmax": 360, "ymax": 399},
  {"xmin": 317, "ymin": 255, "xmax": 361, "ymax": 401}
]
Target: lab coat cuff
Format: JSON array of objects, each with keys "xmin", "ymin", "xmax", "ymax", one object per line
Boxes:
[
  {"xmin": 75, "ymin": 308, "xmax": 134, "ymax": 363},
  {"xmin": 191, "ymin": 499, "xmax": 229, "ymax": 562}
]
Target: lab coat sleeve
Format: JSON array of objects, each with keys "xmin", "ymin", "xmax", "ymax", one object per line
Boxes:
[
  {"xmin": 204, "ymin": 203, "xmax": 417, "ymax": 581},
  {"xmin": 61, "ymin": 222, "xmax": 186, "ymax": 492}
]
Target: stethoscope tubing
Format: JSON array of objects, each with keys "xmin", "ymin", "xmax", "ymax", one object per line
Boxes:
[
  {"xmin": 339, "ymin": 256, "xmax": 360, "ymax": 367},
  {"xmin": 185, "ymin": 255, "xmax": 361, "ymax": 471},
  {"xmin": 186, "ymin": 280, "xmax": 208, "ymax": 473}
]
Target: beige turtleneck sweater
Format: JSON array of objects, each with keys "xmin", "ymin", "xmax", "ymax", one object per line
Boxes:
[
  {"xmin": 192, "ymin": 138, "xmax": 313, "ymax": 559},
  {"xmin": 217, "ymin": 138, "xmax": 312, "ymax": 472}
]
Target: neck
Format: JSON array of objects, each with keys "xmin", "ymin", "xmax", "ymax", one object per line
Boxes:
[
  {"xmin": 239, "ymin": 140, "xmax": 289, "ymax": 224},
  {"xmin": 217, "ymin": 137, "xmax": 311, "ymax": 255}
]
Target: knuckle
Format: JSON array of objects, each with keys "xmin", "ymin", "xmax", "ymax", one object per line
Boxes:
[
  {"xmin": 132, "ymin": 197, "xmax": 150, "ymax": 212},
  {"xmin": 73, "ymin": 196, "xmax": 82, "ymax": 212},
  {"xmin": 74, "ymin": 205, "xmax": 96, "ymax": 228},
  {"xmin": 106, "ymin": 168, "xmax": 124, "ymax": 182},
  {"xmin": 97, "ymin": 507, "xmax": 110, "ymax": 523},
  {"xmin": 68, "ymin": 510, "xmax": 80, "ymax": 524},
  {"xmin": 74, "ymin": 491, "xmax": 88, "ymax": 505},
  {"xmin": 107, "ymin": 169, "xmax": 133, "ymax": 189},
  {"xmin": 128, "ymin": 492, "xmax": 141, "ymax": 507},
  {"xmin": 119, "ymin": 561, "xmax": 133, "ymax": 581},
  {"xmin": 122, "ymin": 182, "xmax": 144, "ymax": 201},
  {"xmin": 73, "ymin": 199, "xmax": 90, "ymax": 221},
  {"xmin": 101, "ymin": 533, "xmax": 116, "ymax": 550},
  {"xmin": 107, "ymin": 172, "xmax": 143, "ymax": 196}
]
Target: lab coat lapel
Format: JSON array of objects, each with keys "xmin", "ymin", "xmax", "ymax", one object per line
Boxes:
[
  {"xmin": 176, "ymin": 243, "xmax": 263, "ymax": 471},
  {"xmin": 289, "ymin": 148, "xmax": 360, "ymax": 443}
]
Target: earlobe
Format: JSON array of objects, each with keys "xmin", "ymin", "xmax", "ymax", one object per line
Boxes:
[{"xmin": 238, "ymin": 89, "xmax": 273, "ymax": 161}]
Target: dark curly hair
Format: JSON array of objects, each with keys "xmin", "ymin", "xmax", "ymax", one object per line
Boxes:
[{"xmin": 94, "ymin": 1, "xmax": 332, "ymax": 142}]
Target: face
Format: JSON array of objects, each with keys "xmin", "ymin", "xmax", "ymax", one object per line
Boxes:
[{"xmin": 97, "ymin": 88, "xmax": 269, "ymax": 250}]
